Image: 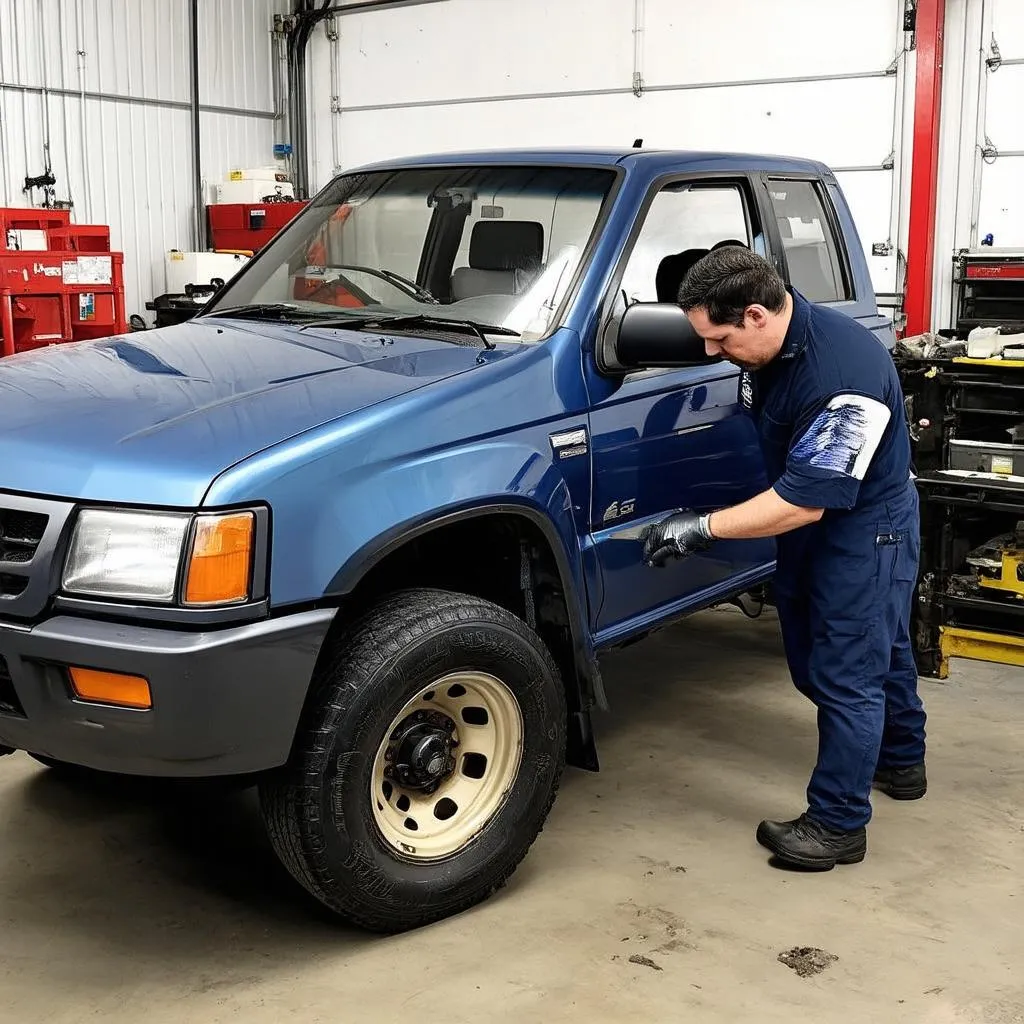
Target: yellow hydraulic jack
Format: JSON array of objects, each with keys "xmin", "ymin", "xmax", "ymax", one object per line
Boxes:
[
  {"xmin": 938, "ymin": 547, "xmax": 1024, "ymax": 678},
  {"xmin": 977, "ymin": 547, "xmax": 1024, "ymax": 599}
]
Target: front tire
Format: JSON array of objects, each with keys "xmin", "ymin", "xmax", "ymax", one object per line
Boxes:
[{"xmin": 259, "ymin": 588, "xmax": 566, "ymax": 933}]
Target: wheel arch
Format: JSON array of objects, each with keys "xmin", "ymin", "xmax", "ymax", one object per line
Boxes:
[{"xmin": 328, "ymin": 498, "xmax": 604, "ymax": 771}]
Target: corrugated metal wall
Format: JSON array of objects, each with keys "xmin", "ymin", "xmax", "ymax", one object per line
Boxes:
[{"xmin": 0, "ymin": 0, "xmax": 288, "ymax": 321}]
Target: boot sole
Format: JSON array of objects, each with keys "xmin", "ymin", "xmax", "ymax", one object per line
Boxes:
[
  {"xmin": 873, "ymin": 781, "xmax": 927, "ymax": 801},
  {"xmin": 756, "ymin": 826, "xmax": 866, "ymax": 870}
]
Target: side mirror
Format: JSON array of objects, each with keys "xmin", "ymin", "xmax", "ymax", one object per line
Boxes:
[{"xmin": 599, "ymin": 301, "xmax": 716, "ymax": 373}]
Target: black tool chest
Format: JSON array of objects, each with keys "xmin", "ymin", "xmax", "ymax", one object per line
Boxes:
[{"xmin": 896, "ymin": 250, "xmax": 1024, "ymax": 678}]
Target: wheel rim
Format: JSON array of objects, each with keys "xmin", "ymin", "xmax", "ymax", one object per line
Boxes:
[{"xmin": 370, "ymin": 671, "xmax": 524, "ymax": 861}]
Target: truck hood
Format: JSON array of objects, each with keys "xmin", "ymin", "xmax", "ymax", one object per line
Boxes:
[{"xmin": 0, "ymin": 319, "xmax": 493, "ymax": 506}]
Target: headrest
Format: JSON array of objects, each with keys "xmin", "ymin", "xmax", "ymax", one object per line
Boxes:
[
  {"xmin": 655, "ymin": 248, "xmax": 709, "ymax": 303},
  {"xmin": 776, "ymin": 218, "xmax": 793, "ymax": 239},
  {"xmin": 469, "ymin": 220, "xmax": 544, "ymax": 272}
]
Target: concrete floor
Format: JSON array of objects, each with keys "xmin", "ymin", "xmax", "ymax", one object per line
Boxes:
[{"xmin": 1, "ymin": 607, "xmax": 1022, "ymax": 1024}]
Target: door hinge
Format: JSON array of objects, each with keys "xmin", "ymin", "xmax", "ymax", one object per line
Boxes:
[{"xmin": 986, "ymin": 34, "xmax": 1002, "ymax": 72}]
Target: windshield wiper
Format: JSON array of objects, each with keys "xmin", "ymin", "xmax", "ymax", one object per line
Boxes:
[
  {"xmin": 300, "ymin": 313, "xmax": 519, "ymax": 350},
  {"xmin": 202, "ymin": 303, "xmax": 319, "ymax": 321}
]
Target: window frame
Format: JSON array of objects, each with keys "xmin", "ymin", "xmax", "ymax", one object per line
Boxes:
[
  {"xmin": 595, "ymin": 171, "xmax": 769, "ymax": 379},
  {"xmin": 616, "ymin": 179, "xmax": 755, "ymax": 305},
  {"xmin": 759, "ymin": 173, "xmax": 855, "ymax": 305}
]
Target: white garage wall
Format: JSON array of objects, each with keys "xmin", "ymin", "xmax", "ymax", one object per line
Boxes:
[
  {"xmin": 0, "ymin": 0, "xmax": 289, "ymax": 321},
  {"xmin": 306, "ymin": 0, "xmax": 910, "ymax": 298}
]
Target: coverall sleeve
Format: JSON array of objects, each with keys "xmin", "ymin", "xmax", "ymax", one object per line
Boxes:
[{"xmin": 772, "ymin": 390, "xmax": 892, "ymax": 510}]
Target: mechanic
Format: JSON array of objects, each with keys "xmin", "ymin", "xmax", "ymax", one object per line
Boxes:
[{"xmin": 640, "ymin": 246, "xmax": 927, "ymax": 871}]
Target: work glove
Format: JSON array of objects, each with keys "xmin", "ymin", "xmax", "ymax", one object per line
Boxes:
[{"xmin": 641, "ymin": 510, "xmax": 713, "ymax": 567}]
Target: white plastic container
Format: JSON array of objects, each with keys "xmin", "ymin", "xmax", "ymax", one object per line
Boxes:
[
  {"xmin": 164, "ymin": 251, "xmax": 250, "ymax": 295},
  {"xmin": 967, "ymin": 326, "xmax": 1003, "ymax": 359},
  {"xmin": 225, "ymin": 166, "xmax": 288, "ymax": 183},
  {"xmin": 213, "ymin": 179, "xmax": 296, "ymax": 205}
]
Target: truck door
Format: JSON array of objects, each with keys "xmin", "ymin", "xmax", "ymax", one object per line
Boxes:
[{"xmin": 584, "ymin": 176, "xmax": 776, "ymax": 642}]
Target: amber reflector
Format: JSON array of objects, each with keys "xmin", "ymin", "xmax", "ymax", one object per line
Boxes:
[
  {"xmin": 184, "ymin": 513, "xmax": 254, "ymax": 605},
  {"xmin": 69, "ymin": 667, "xmax": 152, "ymax": 710}
]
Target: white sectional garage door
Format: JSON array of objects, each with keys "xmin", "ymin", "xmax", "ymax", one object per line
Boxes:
[
  {"xmin": 978, "ymin": 0, "xmax": 1024, "ymax": 246},
  {"xmin": 307, "ymin": 0, "xmax": 907, "ymax": 295}
]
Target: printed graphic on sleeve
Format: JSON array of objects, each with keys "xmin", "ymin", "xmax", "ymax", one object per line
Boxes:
[{"xmin": 789, "ymin": 393, "xmax": 892, "ymax": 481}]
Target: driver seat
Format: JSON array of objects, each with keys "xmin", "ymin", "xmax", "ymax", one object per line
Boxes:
[{"xmin": 450, "ymin": 221, "xmax": 544, "ymax": 300}]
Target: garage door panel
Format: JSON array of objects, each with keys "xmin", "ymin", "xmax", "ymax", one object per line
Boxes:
[
  {"xmin": 338, "ymin": 77, "xmax": 895, "ymax": 173},
  {"xmin": 978, "ymin": 158, "xmax": 1024, "ymax": 247},
  {"xmin": 833, "ymin": 170, "xmax": 897, "ymax": 293},
  {"xmin": 337, "ymin": 0, "xmax": 633, "ymax": 109},
  {"xmin": 985, "ymin": 65, "xmax": 1024, "ymax": 150},
  {"xmin": 991, "ymin": 0, "xmax": 1024, "ymax": 53},
  {"xmin": 643, "ymin": 0, "xmax": 900, "ymax": 85}
]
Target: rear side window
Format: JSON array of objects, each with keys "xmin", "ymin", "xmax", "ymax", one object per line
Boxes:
[{"xmin": 767, "ymin": 179, "xmax": 850, "ymax": 303}]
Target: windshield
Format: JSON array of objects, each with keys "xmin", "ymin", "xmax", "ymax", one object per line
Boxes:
[{"xmin": 204, "ymin": 165, "xmax": 617, "ymax": 341}]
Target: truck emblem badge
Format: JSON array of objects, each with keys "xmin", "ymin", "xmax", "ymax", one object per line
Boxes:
[
  {"xmin": 603, "ymin": 498, "xmax": 635, "ymax": 521},
  {"xmin": 549, "ymin": 427, "xmax": 588, "ymax": 459},
  {"xmin": 740, "ymin": 372, "xmax": 754, "ymax": 410}
]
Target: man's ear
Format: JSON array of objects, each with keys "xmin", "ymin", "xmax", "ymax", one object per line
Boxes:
[{"xmin": 745, "ymin": 304, "xmax": 770, "ymax": 329}]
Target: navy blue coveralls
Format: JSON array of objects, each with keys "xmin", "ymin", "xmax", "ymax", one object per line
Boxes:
[{"xmin": 747, "ymin": 289, "xmax": 927, "ymax": 831}]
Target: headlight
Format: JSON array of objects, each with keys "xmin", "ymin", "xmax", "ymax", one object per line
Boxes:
[
  {"xmin": 62, "ymin": 509, "xmax": 255, "ymax": 606},
  {"xmin": 63, "ymin": 510, "xmax": 190, "ymax": 602}
]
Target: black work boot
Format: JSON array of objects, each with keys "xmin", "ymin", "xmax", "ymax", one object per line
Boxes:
[
  {"xmin": 873, "ymin": 762, "xmax": 927, "ymax": 800},
  {"xmin": 756, "ymin": 813, "xmax": 867, "ymax": 870}
]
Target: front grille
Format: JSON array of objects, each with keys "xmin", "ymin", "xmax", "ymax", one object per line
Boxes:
[
  {"xmin": 0, "ymin": 655, "xmax": 25, "ymax": 717},
  {"xmin": 0, "ymin": 509, "xmax": 48, "ymax": 564},
  {"xmin": 0, "ymin": 495, "xmax": 70, "ymax": 621}
]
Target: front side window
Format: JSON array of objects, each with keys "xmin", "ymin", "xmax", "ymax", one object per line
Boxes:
[
  {"xmin": 207, "ymin": 165, "xmax": 617, "ymax": 341},
  {"xmin": 619, "ymin": 183, "xmax": 752, "ymax": 305},
  {"xmin": 767, "ymin": 179, "xmax": 850, "ymax": 303}
]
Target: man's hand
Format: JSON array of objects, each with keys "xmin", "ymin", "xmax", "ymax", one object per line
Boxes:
[{"xmin": 640, "ymin": 510, "xmax": 713, "ymax": 567}]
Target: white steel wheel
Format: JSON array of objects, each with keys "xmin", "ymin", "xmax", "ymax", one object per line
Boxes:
[{"xmin": 371, "ymin": 671, "xmax": 524, "ymax": 860}]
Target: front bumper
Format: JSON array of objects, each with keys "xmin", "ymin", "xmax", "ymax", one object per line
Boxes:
[{"xmin": 0, "ymin": 608, "xmax": 335, "ymax": 776}]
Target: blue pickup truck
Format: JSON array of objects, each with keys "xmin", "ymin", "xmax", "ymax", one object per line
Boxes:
[{"xmin": 0, "ymin": 148, "xmax": 891, "ymax": 931}]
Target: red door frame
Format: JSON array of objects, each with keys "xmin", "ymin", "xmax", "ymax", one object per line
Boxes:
[{"xmin": 903, "ymin": 0, "xmax": 946, "ymax": 337}]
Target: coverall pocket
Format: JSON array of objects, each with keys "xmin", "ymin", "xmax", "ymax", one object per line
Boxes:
[
  {"xmin": 819, "ymin": 615, "xmax": 870, "ymax": 639},
  {"xmin": 876, "ymin": 528, "xmax": 919, "ymax": 584}
]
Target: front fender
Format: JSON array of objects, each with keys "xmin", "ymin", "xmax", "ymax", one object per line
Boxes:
[
  {"xmin": 327, "ymin": 450, "xmax": 584, "ymax": 603},
  {"xmin": 300, "ymin": 440, "xmax": 586, "ymax": 611}
]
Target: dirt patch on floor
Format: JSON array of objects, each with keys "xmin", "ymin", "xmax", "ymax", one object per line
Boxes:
[
  {"xmin": 777, "ymin": 947, "xmax": 839, "ymax": 978},
  {"xmin": 627, "ymin": 955, "xmax": 663, "ymax": 972}
]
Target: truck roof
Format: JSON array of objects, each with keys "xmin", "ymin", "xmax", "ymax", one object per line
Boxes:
[{"xmin": 347, "ymin": 147, "xmax": 833, "ymax": 178}]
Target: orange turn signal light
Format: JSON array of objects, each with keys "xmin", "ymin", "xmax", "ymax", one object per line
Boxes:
[
  {"xmin": 69, "ymin": 667, "xmax": 152, "ymax": 710},
  {"xmin": 184, "ymin": 512, "xmax": 254, "ymax": 606}
]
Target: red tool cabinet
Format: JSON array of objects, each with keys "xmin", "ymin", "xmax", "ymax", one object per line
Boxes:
[
  {"xmin": 207, "ymin": 201, "xmax": 307, "ymax": 254},
  {"xmin": 1, "ymin": 208, "xmax": 127, "ymax": 358}
]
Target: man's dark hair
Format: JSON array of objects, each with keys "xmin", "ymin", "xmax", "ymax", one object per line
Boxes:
[{"xmin": 677, "ymin": 246, "xmax": 787, "ymax": 327}]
